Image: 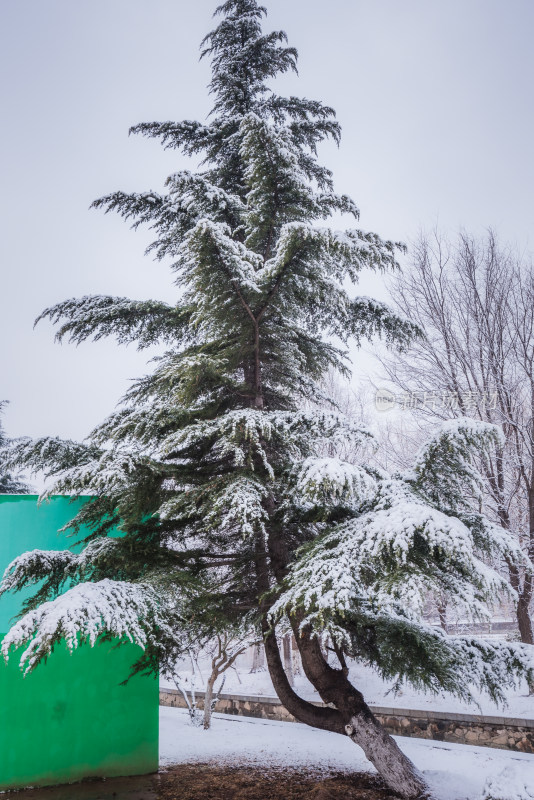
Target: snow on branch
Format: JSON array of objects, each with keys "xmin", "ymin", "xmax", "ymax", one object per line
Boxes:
[
  {"xmin": 272, "ymin": 478, "xmax": 513, "ymax": 630},
  {"xmin": 0, "ymin": 538, "xmax": 119, "ymax": 598},
  {"xmin": 449, "ymin": 635, "xmax": 534, "ymax": 705},
  {"xmin": 343, "ymin": 607, "xmax": 534, "ymax": 705},
  {"xmin": 179, "ymin": 219, "xmax": 262, "ymax": 296},
  {"xmin": 254, "ymin": 224, "xmax": 405, "ymax": 324},
  {"xmin": 200, "ymin": 475, "xmax": 268, "ymax": 537},
  {"xmin": 166, "ymin": 171, "xmax": 245, "ymax": 228},
  {"xmin": 0, "ymin": 549, "xmax": 76, "ymax": 597},
  {"xmin": 159, "ymin": 474, "xmax": 268, "ymax": 539},
  {"xmin": 43, "ymin": 449, "xmax": 160, "ymax": 500},
  {"xmin": 347, "ymin": 297, "xmax": 421, "ymax": 350},
  {"xmin": 4, "ymin": 436, "xmax": 102, "ymax": 480},
  {"xmin": 459, "ymin": 512, "xmax": 531, "ymax": 570},
  {"xmin": 36, "ymin": 296, "xmax": 192, "ymax": 350},
  {"xmin": 1, "ymin": 579, "xmax": 161, "ymax": 674},
  {"xmin": 128, "ymin": 120, "xmax": 212, "ymax": 154},
  {"xmin": 293, "ymin": 457, "xmax": 376, "ymax": 508},
  {"xmin": 410, "ymin": 417, "xmax": 504, "ymax": 509},
  {"xmin": 159, "ymin": 408, "xmax": 373, "ymax": 477},
  {"xmin": 90, "ymin": 190, "xmax": 165, "ymax": 228}
]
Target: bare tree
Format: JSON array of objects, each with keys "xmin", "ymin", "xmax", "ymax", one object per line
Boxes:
[
  {"xmin": 165, "ymin": 628, "xmax": 258, "ymax": 729},
  {"xmin": 168, "ymin": 650, "xmax": 204, "ymax": 727},
  {"xmin": 203, "ymin": 633, "xmax": 249, "ymax": 730},
  {"xmin": 381, "ymin": 229, "xmax": 534, "ymax": 644}
]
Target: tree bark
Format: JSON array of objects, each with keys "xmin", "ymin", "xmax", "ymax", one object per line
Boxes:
[
  {"xmin": 257, "ymin": 520, "xmax": 431, "ymax": 798},
  {"xmin": 252, "ymin": 390, "xmax": 430, "ymax": 797},
  {"xmin": 262, "ymin": 621, "xmax": 347, "ymax": 734},
  {"xmin": 290, "ymin": 624, "xmax": 430, "ymax": 800},
  {"xmin": 250, "ymin": 642, "xmax": 265, "ymax": 672},
  {"xmin": 509, "ymin": 564, "xmax": 534, "ymax": 645},
  {"xmin": 203, "ymin": 674, "xmax": 216, "ymax": 730},
  {"xmin": 263, "ymin": 625, "xmax": 430, "ymax": 798},
  {"xmin": 517, "ymin": 589, "xmax": 534, "ymax": 645},
  {"xmin": 283, "ymin": 633, "xmax": 294, "ymax": 686},
  {"xmin": 291, "ymin": 633, "xmax": 302, "ymax": 676},
  {"xmin": 437, "ymin": 603, "xmax": 448, "ymax": 634}
]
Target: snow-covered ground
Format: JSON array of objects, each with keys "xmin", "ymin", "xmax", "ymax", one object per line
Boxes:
[
  {"xmin": 161, "ymin": 657, "xmax": 534, "ymax": 719},
  {"xmin": 160, "ymin": 706, "xmax": 534, "ymax": 800}
]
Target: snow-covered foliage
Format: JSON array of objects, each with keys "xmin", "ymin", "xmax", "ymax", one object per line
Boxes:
[
  {"xmin": 293, "ymin": 457, "xmax": 376, "ymax": 508},
  {"xmin": 0, "ymin": 401, "xmax": 30, "ymax": 494},
  {"xmin": 1, "ymin": 579, "xmax": 164, "ymax": 674},
  {"xmin": 1, "ymin": 549, "xmax": 77, "ymax": 595},
  {"xmin": 410, "ymin": 417, "xmax": 505, "ymax": 510},
  {"xmin": 272, "ymin": 419, "xmax": 534, "ymax": 704},
  {"xmin": 0, "ymin": 538, "xmax": 119, "ymax": 598}
]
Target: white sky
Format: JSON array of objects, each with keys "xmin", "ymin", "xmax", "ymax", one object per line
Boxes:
[{"xmin": 1, "ymin": 0, "xmax": 534, "ymax": 462}]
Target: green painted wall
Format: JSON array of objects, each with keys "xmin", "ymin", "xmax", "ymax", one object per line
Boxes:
[{"xmin": 0, "ymin": 495, "xmax": 159, "ymax": 790}]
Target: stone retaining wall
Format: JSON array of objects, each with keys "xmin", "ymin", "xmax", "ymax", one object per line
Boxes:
[{"xmin": 160, "ymin": 688, "xmax": 534, "ymax": 754}]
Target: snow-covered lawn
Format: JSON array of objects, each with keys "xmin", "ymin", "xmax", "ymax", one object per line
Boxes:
[{"xmin": 160, "ymin": 706, "xmax": 534, "ymax": 800}]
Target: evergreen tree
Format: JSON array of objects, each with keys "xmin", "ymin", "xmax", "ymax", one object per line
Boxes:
[
  {"xmin": 1, "ymin": 4, "xmax": 532, "ymax": 797},
  {"xmin": 0, "ymin": 402, "xmax": 29, "ymax": 494}
]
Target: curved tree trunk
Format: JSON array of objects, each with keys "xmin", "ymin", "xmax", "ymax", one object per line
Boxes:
[
  {"xmin": 294, "ymin": 624, "xmax": 429, "ymax": 800},
  {"xmin": 256, "ymin": 512, "xmax": 431, "ymax": 800},
  {"xmin": 262, "ymin": 619, "xmax": 431, "ymax": 800}
]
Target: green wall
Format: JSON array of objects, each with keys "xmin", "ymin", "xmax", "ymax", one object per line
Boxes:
[{"xmin": 0, "ymin": 495, "xmax": 159, "ymax": 790}]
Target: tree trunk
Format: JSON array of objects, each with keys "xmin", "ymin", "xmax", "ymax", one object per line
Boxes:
[
  {"xmin": 250, "ymin": 643, "xmax": 265, "ymax": 672},
  {"xmin": 291, "ymin": 634, "xmax": 302, "ymax": 676},
  {"xmin": 257, "ymin": 512, "xmax": 430, "ymax": 799},
  {"xmin": 523, "ymin": 477, "xmax": 534, "ymax": 645},
  {"xmin": 283, "ymin": 633, "xmax": 294, "ymax": 686},
  {"xmin": 204, "ymin": 674, "xmax": 217, "ymax": 730},
  {"xmin": 437, "ymin": 603, "xmax": 448, "ymax": 634},
  {"xmin": 292, "ymin": 625, "xmax": 430, "ymax": 799},
  {"xmin": 262, "ymin": 621, "xmax": 430, "ymax": 799},
  {"xmin": 516, "ymin": 575, "xmax": 534, "ymax": 694},
  {"xmin": 509, "ymin": 564, "xmax": 534, "ymax": 645},
  {"xmin": 517, "ymin": 591, "xmax": 534, "ymax": 645},
  {"xmin": 344, "ymin": 711, "xmax": 428, "ymax": 800}
]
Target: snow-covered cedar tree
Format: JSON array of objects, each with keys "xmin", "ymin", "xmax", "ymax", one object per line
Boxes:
[
  {"xmin": 0, "ymin": 402, "xmax": 29, "ymax": 494},
  {"xmin": 1, "ymin": 3, "xmax": 532, "ymax": 798}
]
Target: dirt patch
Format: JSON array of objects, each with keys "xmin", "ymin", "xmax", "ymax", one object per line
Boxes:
[
  {"xmin": 6, "ymin": 766, "xmax": 399, "ymax": 800},
  {"xmin": 2, "ymin": 774, "xmax": 157, "ymax": 800},
  {"xmin": 158, "ymin": 765, "xmax": 398, "ymax": 800}
]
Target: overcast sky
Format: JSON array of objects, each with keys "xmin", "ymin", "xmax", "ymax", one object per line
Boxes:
[{"xmin": 1, "ymin": 0, "xmax": 534, "ymax": 467}]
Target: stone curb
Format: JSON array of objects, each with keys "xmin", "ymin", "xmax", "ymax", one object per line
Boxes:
[{"xmin": 159, "ymin": 688, "xmax": 534, "ymax": 753}]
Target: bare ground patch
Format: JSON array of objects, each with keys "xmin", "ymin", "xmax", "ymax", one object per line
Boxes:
[
  {"xmin": 6, "ymin": 765, "xmax": 399, "ymax": 800},
  {"xmin": 158, "ymin": 764, "xmax": 398, "ymax": 800}
]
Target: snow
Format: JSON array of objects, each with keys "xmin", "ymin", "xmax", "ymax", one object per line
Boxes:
[
  {"xmin": 1, "ymin": 579, "xmax": 161, "ymax": 673},
  {"xmin": 274, "ymin": 476, "xmax": 512, "ymax": 627},
  {"xmin": 294, "ymin": 456, "xmax": 376, "ymax": 507},
  {"xmin": 481, "ymin": 767, "xmax": 534, "ymax": 800},
  {"xmin": 159, "ymin": 705, "xmax": 534, "ymax": 800},
  {"xmin": 0, "ymin": 539, "xmax": 118, "ymax": 596}
]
